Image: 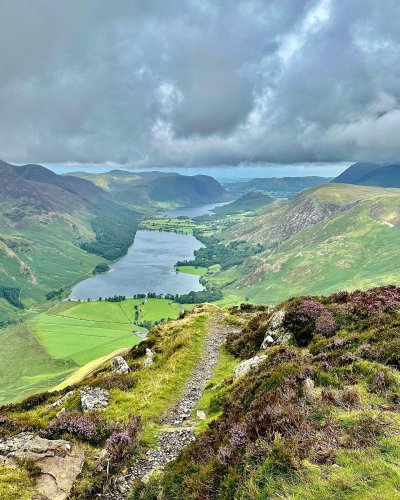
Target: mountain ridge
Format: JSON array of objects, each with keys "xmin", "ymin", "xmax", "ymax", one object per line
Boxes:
[{"xmin": 333, "ymin": 161, "xmax": 400, "ymax": 187}]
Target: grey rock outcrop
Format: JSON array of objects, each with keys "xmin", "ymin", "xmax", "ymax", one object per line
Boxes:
[
  {"xmin": 143, "ymin": 348, "xmax": 154, "ymax": 368},
  {"xmin": 261, "ymin": 309, "xmax": 290, "ymax": 349},
  {"xmin": 112, "ymin": 356, "xmax": 130, "ymax": 374},
  {"xmin": 233, "ymin": 355, "xmax": 266, "ymax": 380},
  {"xmin": 0, "ymin": 432, "xmax": 84, "ymax": 500},
  {"xmin": 80, "ymin": 387, "xmax": 109, "ymax": 411}
]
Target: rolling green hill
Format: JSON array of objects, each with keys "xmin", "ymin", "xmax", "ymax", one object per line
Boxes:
[
  {"xmin": 212, "ymin": 184, "xmax": 400, "ymax": 304},
  {"xmin": 211, "ymin": 191, "xmax": 274, "ymax": 216}
]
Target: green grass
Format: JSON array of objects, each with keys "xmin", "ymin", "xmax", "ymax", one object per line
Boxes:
[
  {"xmin": 129, "ymin": 298, "xmax": 182, "ymax": 323},
  {"xmin": 59, "ymin": 300, "xmax": 133, "ymax": 323},
  {"xmin": 31, "ymin": 314, "xmax": 141, "ymax": 365},
  {"xmin": 0, "ymin": 465, "xmax": 35, "ymax": 500},
  {"xmin": 0, "ymin": 322, "xmax": 78, "ymax": 404},
  {"xmin": 176, "ymin": 265, "xmax": 208, "ymax": 276},
  {"xmin": 257, "ymin": 437, "xmax": 400, "ymax": 499},
  {"xmin": 139, "ymin": 218, "xmax": 204, "ymax": 235},
  {"xmin": 195, "ymin": 347, "xmax": 238, "ymax": 432}
]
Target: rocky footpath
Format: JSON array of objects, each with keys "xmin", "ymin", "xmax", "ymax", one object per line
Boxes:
[{"xmin": 101, "ymin": 313, "xmax": 239, "ymax": 499}]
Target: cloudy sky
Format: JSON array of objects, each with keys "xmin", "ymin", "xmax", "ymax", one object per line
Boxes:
[{"xmin": 0, "ymin": 0, "xmax": 399, "ymax": 170}]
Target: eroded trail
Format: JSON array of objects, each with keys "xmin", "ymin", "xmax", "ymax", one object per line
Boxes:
[{"xmin": 101, "ymin": 313, "xmax": 238, "ymax": 499}]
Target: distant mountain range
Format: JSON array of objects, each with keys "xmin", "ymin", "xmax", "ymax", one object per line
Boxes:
[
  {"xmin": 333, "ymin": 162, "xmax": 400, "ymax": 187},
  {"xmin": 71, "ymin": 170, "xmax": 232, "ymax": 207},
  {"xmin": 223, "ymin": 176, "xmax": 332, "ymax": 198}
]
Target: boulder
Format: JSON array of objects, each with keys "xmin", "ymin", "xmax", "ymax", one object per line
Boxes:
[
  {"xmin": 233, "ymin": 355, "xmax": 266, "ymax": 381},
  {"xmin": 0, "ymin": 432, "xmax": 84, "ymax": 500},
  {"xmin": 80, "ymin": 387, "xmax": 109, "ymax": 411},
  {"xmin": 196, "ymin": 410, "xmax": 207, "ymax": 420},
  {"xmin": 111, "ymin": 355, "xmax": 130, "ymax": 374},
  {"xmin": 143, "ymin": 348, "xmax": 154, "ymax": 368},
  {"xmin": 261, "ymin": 309, "xmax": 290, "ymax": 349}
]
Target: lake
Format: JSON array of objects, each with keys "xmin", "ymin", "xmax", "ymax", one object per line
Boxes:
[
  {"xmin": 70, "ymin": 201, "xmax": 236, "ymax": 300},
  {"xmin": 157, "ymin": 201, "xmax": 232, "ymax": 218},
  {"xmin": 70, "ymin": 230, "xmax": 204, "ymax": 300}
]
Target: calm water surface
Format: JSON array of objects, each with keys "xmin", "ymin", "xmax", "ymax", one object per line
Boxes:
[
  {"xmin": 71, "ymin": 201, "xmax": 236, "ymax": 300},
  {"xmin": 71, "ymin": 230, "xmax": 204, "ymax": 300},
  {"xmin": 157, "ymin": 201, "xmax": 232, "ymax": 218}
]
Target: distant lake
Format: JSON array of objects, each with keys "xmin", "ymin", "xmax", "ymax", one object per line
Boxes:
[
  {"xmin": 70, "ymin": 230, "xmax": 204, "ymax": 300},
  {"xmin": 157, "ymin": 201, "xmax": 232, "ymax": 218}
]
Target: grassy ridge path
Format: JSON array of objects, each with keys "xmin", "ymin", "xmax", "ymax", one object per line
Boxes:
[{"xmin": 103, "ymin": 313, "xmax": 239, "ymax": 498}]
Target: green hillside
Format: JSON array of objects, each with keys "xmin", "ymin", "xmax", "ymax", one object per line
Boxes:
[
  {"xmin": 212, "ymin": 184, "xmax": 400, "ymax": 304},
  {"xmin": 0, "ymin": 162, "xmax": 142, "ymax": 323}
]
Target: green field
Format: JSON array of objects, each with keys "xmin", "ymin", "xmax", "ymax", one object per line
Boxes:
[
  {"xmin": 176, "ymin": 265, "xmax": 208, "ymax": 276},
  {"xmin": 139, "ymin": 218, "xmax": 203, "ymax": 234},
  {"xmin": 0, "ymin": 298, "xmax": 182, "ymax": 404},
  {"xmin": 128, "ymin": 298, "xmax": 182, "ymax": 322}
]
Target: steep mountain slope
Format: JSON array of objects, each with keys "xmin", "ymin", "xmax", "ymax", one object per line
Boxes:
[
  {"xmin": 215, "ymin": 184, "xmax": 400, "ymax": 304},
  {"xmin": 0, "ymin": 161, "xmax": 140, "ymax": 322},
  {"xmin": 223, "ymin": 176, "xmax": 331, "ymax": 198},
  {"xmin": 7, "ymin": 161, "xmax": 105, "ymax": 200},
  {"xmin": 72, "ymin": 170, "xmax": 232, "ymax": 208}
]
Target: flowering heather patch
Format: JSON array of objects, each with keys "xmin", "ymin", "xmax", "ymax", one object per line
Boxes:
[
  {"xmin": 284, "ymin": 296, "xmax": 332, "ymax": 346},
  {"xmin": 104, "ymin": 415, "xmax": 142, "ymax": 467},
  {"xmin": 217, "ymin": 445, "xmax": 235, "ymax": 466},
  {"xmin": 106, "ymin": 431, "xmax": 132, "ymax": 461},
  {"xmin": 330, "ymin": 285, "xmax": 400, "ymax": 317},
  {"xmin": 315, "ymin": 313, "xmax": 337, "ymax": 337},
  {"xmin": 229, "ymin": 423, "xmax": 247, "ymax": 448},
  {"xmin": 40, "ymin": 411, "xmax": 111, "ymax": 444}
]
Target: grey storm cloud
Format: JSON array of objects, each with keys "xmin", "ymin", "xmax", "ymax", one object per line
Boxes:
[{"xmin": 0, "ymin": 0, "xmax": 399, "ymax": 167}]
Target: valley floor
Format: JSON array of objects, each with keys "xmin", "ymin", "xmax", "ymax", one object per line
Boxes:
[{"xmin": 0, "ymin": 298, "xmax": 181, "ymax": 404}]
